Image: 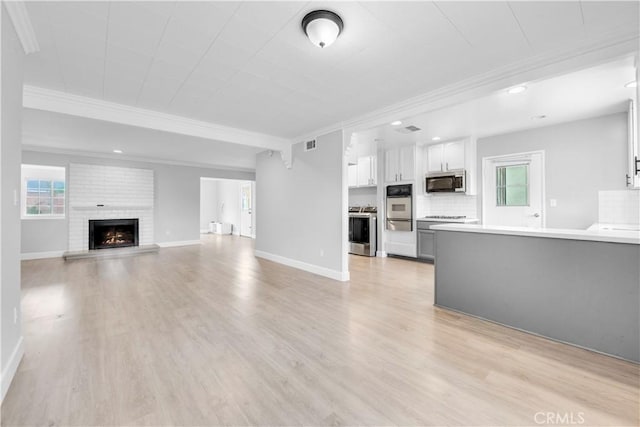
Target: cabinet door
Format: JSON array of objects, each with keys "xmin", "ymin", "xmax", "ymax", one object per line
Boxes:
[
  {"xmin": 348, "ymin": 164, "xmax": 358, "ymax": 187},
  {"xmin": 399, "ymin": 145, "xmax": 415, "ymax": 181},
  {"xmin": 427, "ymin": 144, "xmax": 444, "ymax": 173},
  {"xmin": 417, "ymin": 230, "xmax": 435, "ymax": 259},
  {"xmin": 444, "ymin": 141, "xmax": 465, "ymax": 170},
  {"xmin": 370, "ymin": 155, "xmax": 377, "ymax": 186},
  {"xmin": 357, "ymin": 157, "xmax": 370, "ymax": 186},
  {"xmin": 385, "ymin": 149, "xmax": 399, "ymax": 182}
]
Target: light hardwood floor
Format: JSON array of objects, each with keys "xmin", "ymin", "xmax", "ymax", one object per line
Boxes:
[{"xmin": 2, "ymin": 235, "xmax": 638, "ymax": 426}]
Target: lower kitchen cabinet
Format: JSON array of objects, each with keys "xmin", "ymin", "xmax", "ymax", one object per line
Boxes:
[{"xmin": 417, "ymin": 229, "xmax": 435, "ymax": 260}]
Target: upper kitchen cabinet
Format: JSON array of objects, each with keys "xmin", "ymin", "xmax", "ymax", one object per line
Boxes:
[
  {"xmin": 348, "ymin": 138, "xmax": 378, "ymax": 188},
  {"xmin": 426, "ymin": 140, "xmax": 465, "ymax": 172},
  {"xmin": 424, "ymin": 138, "xmax": 477, "ymax": 194},
  {"xmin": 385, "ymin": 145, "xmax": 415, "ymax": 183}
]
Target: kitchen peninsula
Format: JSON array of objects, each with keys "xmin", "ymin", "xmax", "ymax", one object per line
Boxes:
[{"xmin": 432, "ymin": 224, "xmax": 640, "ymax": 362}]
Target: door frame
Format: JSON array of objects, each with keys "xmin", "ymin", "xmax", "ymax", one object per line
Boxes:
[
  {"xmin": 482, "ymin": 150, "xmax": 546, "ymax": 227},
  {"xmin": 240, "ymin": 182, "xmax": 253, "ymax": 238}
]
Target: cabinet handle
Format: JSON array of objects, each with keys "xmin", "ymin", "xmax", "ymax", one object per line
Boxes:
[
  {"xmin": 400, "ymin": 173, "xmax": 403, "ymax": 180},
  {"xmin": 440, "ymin": 163, "xmax": 443, "ymax": 172},
  {"xmin": 446, "ymin": 162, "xmax": 449, "ymax": 171},
  {"xmin": 395, "ymin": 173, "xmax": 398, "ymax": 181}
]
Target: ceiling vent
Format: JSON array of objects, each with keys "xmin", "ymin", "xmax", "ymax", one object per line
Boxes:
[
  {"xmin": 395, "ymin": 125, "xmax": 422, "ymax": 134},
  {"xmin": 304, "ymin": 139, "xmax": 317, "ymax": 151}
]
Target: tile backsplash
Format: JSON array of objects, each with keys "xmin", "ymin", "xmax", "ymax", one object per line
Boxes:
[
  {"xmin": 417, "ymin": 194, "xmax": 478, "ymax": 218},
  {"xmin": 598, "ymin": 190, "xmax": 640, "ymax": 225}
]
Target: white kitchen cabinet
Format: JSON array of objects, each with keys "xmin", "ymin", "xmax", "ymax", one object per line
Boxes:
[
  {"xmin": 357, "ymin": 156, "xmax": 377, "ymax": 186},
  {"xmin": 348, "ymin": 164, "xmax": 358, "ymax": 187},
  {"xmin": 385, "ymin": 145, "xmax": 415, "ymax": 182},
  {"xmin": 426, "ymin": 140, "xmax": 465, "ymax": 172}
]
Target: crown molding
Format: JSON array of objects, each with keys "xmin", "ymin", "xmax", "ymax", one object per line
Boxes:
[
  {"xmin": 21, "ymin": 144, "xmax": 256, "ymax": 176},
  {"xmin": 3, "ymin": 1, "xmax": 39, "ymax": 54},
  {"xmin": 23, "ymin": 86, "xmax": 291, "ymax": 151},
  {"xmin": 294, "ymin": 29, "xmax": 640, "ymax": 142}
]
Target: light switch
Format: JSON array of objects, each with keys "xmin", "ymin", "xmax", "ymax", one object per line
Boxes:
[{"xmin": 550, "ymin": 199, "xmax": 557, "ymax": 207}]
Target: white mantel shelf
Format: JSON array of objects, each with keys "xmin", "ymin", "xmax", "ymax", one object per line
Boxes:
[
  {"xmin": 431, "ymin": 223, "xmax": 640, "ymax": 245},
  {"xmin": 71, "ymin": 205, "xmax": 153, "ymax": 211}
]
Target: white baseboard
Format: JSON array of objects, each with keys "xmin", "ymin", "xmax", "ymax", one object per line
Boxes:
[
  {"xmin": 1, "ymin": 336, "xmax": 24, "ymax": 402},
  {"xmin": 21, "ymin": 250, "xmax": 64, "ymax": 260},
  {"xmin": 255, "ymin": 250, "xmax": 349, "ymax": 282},
  {"xmin": 376, "ymin": 250, "xmax": 387, "ymax": 257},
  {"xmin": 157, "ymin": 240, "xmax": 202, "ymax": 248}
]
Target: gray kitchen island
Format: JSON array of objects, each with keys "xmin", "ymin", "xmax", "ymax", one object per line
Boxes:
[{"xmin": 431, "ymin": 224, "xmax": 640, "ymax": 362}]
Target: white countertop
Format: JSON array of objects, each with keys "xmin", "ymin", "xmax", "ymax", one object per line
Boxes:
[
  {"xmin": 430, "ymin": 223, "xmax": 640, "ymax": 245},
  {"xmin": 417, "ymin": 217, "xmax": 480, "ymax": 224}
]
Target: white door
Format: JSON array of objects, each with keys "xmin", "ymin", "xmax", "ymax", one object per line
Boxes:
[
  {"xmin": 240, "ymin": 183, "xmax": 253, "ymax": 237},
  {"xmin": 483, "ymin": 152, "xmax": 544, "ymax": 228}
]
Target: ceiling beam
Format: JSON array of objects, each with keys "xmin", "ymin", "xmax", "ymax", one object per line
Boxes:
[
  {"xmin": 4, "ymin": 0, "xmax": 39, "ymax": 54},
  {"xmin": 23, "ymin": 86, "xmax": 291, "ymax": 152}
]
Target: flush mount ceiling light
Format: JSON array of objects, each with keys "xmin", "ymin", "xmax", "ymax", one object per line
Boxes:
[
  {"xmin": 113, "ymin": 149, "xmax": 123, "ymax": 154},
  {"xmin": 391, "ymin": 120, "xmax": 402, "ymax": 126},
  {"xmin": 507, "ymin": 85, "xmax": 527, "ymax": 94},
  {"xmin": 625, "ymin": 80, "xmax": 637, "ymax": 88},
  {"xmin": 432, "ymin": 136, "xmax": 442, "ymax": 141},
  {"xmin": 302, "ymin": 10, "xmax": 343, "ymax": 48}
]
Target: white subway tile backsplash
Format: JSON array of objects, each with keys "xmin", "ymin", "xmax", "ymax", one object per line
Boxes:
[
  {"xmin": 417, "ymin": 194, "xmax": 478, "ymax": 218},
  {"xmin": 599, "ymin": 190, "xmax": 640, "ymax": 225},
  {"xmin": 68, "ymin": 164, "xmax": 155, "ymax": 251}
]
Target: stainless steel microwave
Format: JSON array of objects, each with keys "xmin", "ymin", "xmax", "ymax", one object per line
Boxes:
[{"xmin": 425, "ymin": 170, "xmax": 466, "ymax": 193}]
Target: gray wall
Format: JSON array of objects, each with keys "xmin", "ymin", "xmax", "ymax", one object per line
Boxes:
[
  {"xmin": 477, "ymin": 112, "xmax": 628, "ymax": 229},
  {"xmin": 21, "ymin": 150, "xmax": 255, "ymax": 253},
  {"xmin": 255, "ymin": 130, "xmax": 345, "ymax": 275},
  {"xmin": 199, "ymin": 179, "xmax": 219, "ymax": 231},
  {"xmin": 1, "ymin": 6, "xmax": 25, "ymax": 395}
]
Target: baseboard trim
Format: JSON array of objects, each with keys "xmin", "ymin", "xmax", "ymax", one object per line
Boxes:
[
  {"xmin": 1, "ymin": 336, "xmax": 24, "ymax": 402},
  {"xmin": 157, "ymin": 240, "xmax": 202, "ymax": 248},
  {"xmin": 21, "ymin": 250, "xmax": 64, "ymax": 260},
  {"xmin": 254, "ymin": 250, "xmax": 349, "ymax": 282}
]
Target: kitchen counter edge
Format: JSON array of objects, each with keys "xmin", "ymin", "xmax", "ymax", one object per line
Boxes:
[{"xmin": 430, "ymin": 223, "xmax": 640, "ymax": 245}]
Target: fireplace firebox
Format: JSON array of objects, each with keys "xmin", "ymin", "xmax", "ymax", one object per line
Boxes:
[{"xmin": 89, "ymin": 219, "xmax": 139, "ymax": 250}]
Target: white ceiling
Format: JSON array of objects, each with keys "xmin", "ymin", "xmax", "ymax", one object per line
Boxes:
[
  {"xmin": 354, "ymin": 57, "xmax": 637, "ymax": 146},
  {"xmin": 23, "ymin": 1, "xmax": 640, "ymax": 139},
  {"xmin": 22, "ymin": 109, "xmax": 261, "ymax": 170}
]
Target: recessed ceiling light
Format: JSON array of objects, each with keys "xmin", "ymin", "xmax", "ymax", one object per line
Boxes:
[
  {"xmin": 508, "ymin": 85, "xmax": 527, "ymax": 94},
  {"xmin": 625, "ymin": 81, "xmax": 637, "ymax": 88},
  {"xmin": 432, "ymin": 136, "xmax": 441, "ymax": 141},
  {"xmin": 113, "ymin": 149, "xmax": 123, "ymax": 154},
  {"xmin": 531, "ymin": 115, "xmax": 547, "ymax": 120},
  {"xmin": 391, "ymin": 120, "xmax": 402, "ymax": 126}
]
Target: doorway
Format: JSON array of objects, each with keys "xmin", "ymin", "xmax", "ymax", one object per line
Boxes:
[
  {"xmin": 240, "ymin": 182, "xmax": 253, "ymax": 237},
  {"xmin": 199, "ymin": 178, "xmax": 255, "ymax": 237},
  {"xmin": 482, "ymin": 151, "xmax": 545, "ymax": 227}
]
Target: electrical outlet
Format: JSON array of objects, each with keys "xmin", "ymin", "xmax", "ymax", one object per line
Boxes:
[{"xmin": 13, "ymin": 307, "xmax": 17, "ymax": 324}]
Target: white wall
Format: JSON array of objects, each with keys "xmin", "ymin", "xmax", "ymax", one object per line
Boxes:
[
  {"xmin": 1, "ymin": 5, "xmax": 25, "ymax": 400},
  {"xmin": 21, "ymin": 150, "xmax": 254, "ymax": 254},
  {"xmin": 199, "ymin": 179, "xmax": 218, "ymax": 231},
  {"xmin": 217, "ymin": 179, "xmax": 242, "ymax": 235},
  {"xmin": 477, "ymin": 112, "xmax": 628, "ymax": 229},
  {"xmin": 255, "ymin": 130, "xmax": 347, "ymax": 281}
]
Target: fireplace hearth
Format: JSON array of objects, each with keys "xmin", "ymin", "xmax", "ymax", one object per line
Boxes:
[{"xmin": 89, "ymin": 219, "xmax": 139, "ymax": 250}]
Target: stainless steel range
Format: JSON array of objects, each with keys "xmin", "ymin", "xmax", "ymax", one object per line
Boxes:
[{"xmin": 349, "ymin": 206, "xmax": 377, "ymax": 257}]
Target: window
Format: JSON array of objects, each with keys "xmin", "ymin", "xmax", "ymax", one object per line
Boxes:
[
  {"xmin": 496, "ymin": 164, "xmax": 528, "ymax": 206},
  {"xmin": 22, "ymin": 165, "xmax": 66, "ymax": 218}
]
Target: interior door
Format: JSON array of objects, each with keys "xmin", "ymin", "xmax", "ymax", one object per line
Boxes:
[
  {"xmin": 483, "ymin": 152, "xmax": 544, "ymax": 227},
  {"xmin": 240, "ymin": 183, "xmax": 252, "ymax": 237}
]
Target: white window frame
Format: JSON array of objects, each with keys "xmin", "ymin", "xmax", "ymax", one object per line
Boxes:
[{"xmin": 21, "ymin": 164, "xmax": 67, "ymax": 220}]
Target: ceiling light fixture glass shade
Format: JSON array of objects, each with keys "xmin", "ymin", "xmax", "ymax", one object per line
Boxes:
[
  {"xmin": 507, "ymin": 85, "xmax": 527, "ymax": 94},
  {"xmin": 302, "ymin": 10, "xmax": 343, "ymax": 48}
]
